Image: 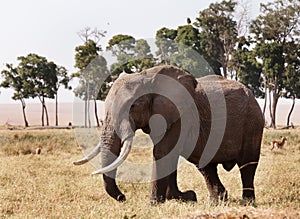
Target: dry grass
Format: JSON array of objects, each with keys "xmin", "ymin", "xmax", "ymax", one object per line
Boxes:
[{"xmin": 0, "ymin": 128, "xmax": 299, "ymax": 218}]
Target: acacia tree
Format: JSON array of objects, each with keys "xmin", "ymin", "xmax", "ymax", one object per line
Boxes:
[
  {"xmin": 17, "ymin": 54, "xmax": 58, "ymax": 126},
  {"xmin": 74, "ymin": 27, "xmax": 106, "ymax": 127},
  {"xmin": 283, "ymin": 42, "xmax": 300, "ymax": 127},
  {"xmin": 74, "ymin": 55, "xmax": 109, "ymax": 127},
  {"xmin": 132, "ymin": 39, "xmax": 154, "ymax": 72},
  {"xmin": 107, "ymin": 34, "xmax": 154, "ymax": 74},
  {"xmin": 107, "ymin": 34, "xmax": 136, "ymax": 74},
  {"xmin": 155, "ymin": 27, "xmax": 178, "ymax": 65},
  {"xmin": 173, "ymin": 23, "xmax": 218, "ymax": 76},
  {"xmin": 1, "ymin": 64, "xmax": 31, "ymax": 127},
  {"xmin": 195, "ymin": 0, "xmax": 238, "ymax": 78},
  {"xmin": 230, "ymin": 37, "xmax": 264, "ymax": 98},
  {"xmin": 250, "ymin": 0, "xmax": 300, "ymax": 128},
  {"xmin": 55, "ymin": 66, "xmax": 71, "ymax": 126},
  {"xmin": 1, "ymin": 54, "xmax": 66, "ymax": 127}
]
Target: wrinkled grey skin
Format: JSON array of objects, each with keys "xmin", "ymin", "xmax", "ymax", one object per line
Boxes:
[{"xmin": 77, "ymin": 65, "xmax": 264, "ymax": 204}]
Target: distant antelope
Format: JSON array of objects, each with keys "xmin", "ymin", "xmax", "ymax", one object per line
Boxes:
[
  {"xmin": 271, "ymin": 136, "xmax": 287, "ymax": 150},
  {"xmin": 35, "ymin": 147, "xmax": 42, "ymax": 155}
]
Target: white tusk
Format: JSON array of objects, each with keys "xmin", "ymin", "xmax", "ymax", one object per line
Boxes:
[
  {"xmin": 92, "ymin": 138, "xmax": 133, "ymax": 175},
  {"xmin": 73, "ymin": 142, "xmax": 102, "ymax": 165}
]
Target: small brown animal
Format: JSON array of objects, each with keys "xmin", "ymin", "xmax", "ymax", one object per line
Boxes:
[
  {"xmin": 271, "ymin": 136, "xmax": 287, "ymax": 150},
  {"xmin": 36, "ymin": 147, "xmax": 41, "ymax": 155}
]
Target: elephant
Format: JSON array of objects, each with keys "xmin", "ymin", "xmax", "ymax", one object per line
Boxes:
[{"xmin": 74, "ymin": 65, "xmax": 264, "ymax": 204}]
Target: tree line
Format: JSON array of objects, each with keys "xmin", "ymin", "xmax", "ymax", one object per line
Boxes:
[{"xmin": 1, "ymin": 0, "xmax": 300, "ymax": 128}]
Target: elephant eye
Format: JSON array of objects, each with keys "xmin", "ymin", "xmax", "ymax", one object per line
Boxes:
[{"xmin": 130, "ymin": 104, "xmax": 136, "ymax": 111}]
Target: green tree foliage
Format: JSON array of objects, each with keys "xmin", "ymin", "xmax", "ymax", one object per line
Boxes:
[
  {"xmin": 55, "ymin": 66, "xmax": 71, "ymax": 126},
  {"xmin": 1, "ymin": 54, "xmax": 69, "ymax": 127},
  {"xmin": 230, "ymin": 37, "xmax": 263, "ymax": 97},
  {"xmin": 250, "ymin": 0, "xmax": 300, "ymax": 128},
  {"xmin": 131, "ymin": 39, "xmax": 154, "ymax": 72},
  {"xmin": 1, "ymin": 64, "xmax": 30, "ymax": 127},
  {"xmin": 74, "ymin": 40, "xmax": 101, "ymax": 73},
  {"xmin": 74, "ymin": 30, "xmax": 109, "ymax": 127},
  {"xmin": 195, "ymin": 0, "xmax": 238, "ymax": 77},
  {"xmin": 107, "ymin": 34, "xmax": 135, "ymax": 73},
  {"xmin": 155, "ymin": 25, "xmax": 214, "ymax": 76},
  {"xmin": 155, "ymin": 27, "xmax": 178, "ymax": 64},
  {"xmin": 107, "ymin": 34, "xmax": 155, "ymax": 74},
  {"xmin": 283, "ymin": 42, "xmax": 300, "ymax": 127},
  {"xmin": 173, "ymin": 24, "xmax": 215, "ymax": 76},
  {"xmin": 17, "ymin": 54, "xmax": 59, "ymax": 126}
]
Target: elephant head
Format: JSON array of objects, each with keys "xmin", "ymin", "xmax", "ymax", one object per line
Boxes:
[{"xmin": 74, "ymin": 65, "xmax": 200, "ymax": 202}]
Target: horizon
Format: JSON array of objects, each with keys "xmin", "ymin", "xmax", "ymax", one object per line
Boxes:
[{"xmin": 1, "ymin": 99, "xmax": 299, "ymax": 126}]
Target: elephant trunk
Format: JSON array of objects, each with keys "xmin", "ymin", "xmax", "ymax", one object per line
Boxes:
[
  {"xmin": 92, "ymin": 138, "xmax": 133, "ymax": 175},
  {"xmin": 101, "ymin": 146, "xmax": 127, "ymax": 202}
]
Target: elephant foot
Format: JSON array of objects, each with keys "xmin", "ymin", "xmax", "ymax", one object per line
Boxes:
[
  {"xmin": 166, "ymin": 190, "xmax": 197, "ymax": 202},
  {"xmin": 210, "ymin": 190, "xmax": 228, "ymax": 203},
  {"xmin": 150, "ymin": 195, "xmax": 166, "ymax": 205},
  {"xmin": 116, "ymin": 194, "xmax": 126, "ymax": 202},
  {"xmin": 241, "ymin": 192, "xmax": 256, "ymax": 206}
]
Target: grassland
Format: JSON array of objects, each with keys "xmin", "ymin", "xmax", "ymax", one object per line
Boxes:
[{"xmin": 0, "ymin": 127, "xmax": 299, "ymax": 218}]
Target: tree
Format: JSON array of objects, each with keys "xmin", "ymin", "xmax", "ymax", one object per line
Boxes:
[
  {"xmin": 155, "ymin": 27, "xmax": 178, "ymax": 65},
  {"xmin": 1, "ymin": 64, "xmax": 31, "ymax": 127},
  {"xmin": 230, "ymin": 37, "xmax": 264, "ymax": 97},
  {"xmin": 74, "ymin": 27, "xmax": 107, "ymax": 127},
  {"xmin": 250, "ymin": 0, "xmax": 300, "ymax": 128},
  {"xmin": 74, "ymin": 55, "xmax": 109, "ymax": 127},
  {"xmin": 131, "ymin": 39, "xmax": 154, "ymax": 72},
  {"xmin": 173, "ymin": 24, "xmax": 216, "ymax": 76},
  {"xmin": 16, "ymin": 54, "xmax": 58, "ymax": 126},
  {"xmin": 106, "ymin": 35, "xmax": 135, "ymax": 62},
  {"xmin": 283, "ymin": 42, "xmax": 300, "ymax": 127},
  {"xmin": 107, "ymin": 34, "xmax": 155, "ymax": 74},
  {"xmin": 1, "ymin": 54, "xmax": 65, "ymax": 127},
  {"xmin": 195, "ymin": 0, "xmax": 238, "ymax": 77},
  {"xmin": 255, "ymin": 42, "xmax": 285, "ymax": 128},
  {"xmin": 155, "ymin": 25, "xmax": 215, "ymax": 76},
  {"xmin": 55, "ymin": 66, "xmax": 71, "ymax": 126}
]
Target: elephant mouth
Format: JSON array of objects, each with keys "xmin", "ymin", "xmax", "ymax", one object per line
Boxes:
[{"xmin": 73, "ymin": 137, "xmax": 133, "ymax": 174}]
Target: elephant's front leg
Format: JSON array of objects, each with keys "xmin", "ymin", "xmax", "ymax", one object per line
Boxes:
[
  {"xmin": 150, "ymin": 153, "xmax": 197, "ymax": 204},
  {"xmin": 166, "ymin": 170, "xmax": 197, "ymax": 202},
  {"xmin": 150, "ymin": 153, "xmax": 175, "ymax": 204}
]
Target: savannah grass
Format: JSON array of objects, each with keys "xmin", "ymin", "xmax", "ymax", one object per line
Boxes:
[{"xmin": 0, "ymin": 128, "xmax": 299, "ymax": 218}]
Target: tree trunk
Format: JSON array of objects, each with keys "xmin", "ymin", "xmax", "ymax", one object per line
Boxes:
[
  {"xmin": 41, "ymin": 97, "xmax": 45, "ymax": 127},
  {"xmin": 94, "ymin": 99, "xmax": 100, "ymax": 127},
  {"xmin": 20, "ymin": 99, "xmax": 29, "ymax": 127},
  {"xmin": 222, "ymin": 63, "xmax": 228, "ymax": 78},
  {"xmin": 262, "ymin": 88, "xmax": 267, "ymax": 116},
  {"xmin": 268, "ymin": 89, "xmax": 273, "ymax": 127},
  {"xmin": 270, "ymin": 92, "xmax": 279, "ymax": 129},
  {"xmin": 87, "ymin": 82, "xmax": 91, "ymax": 128},
  {"xmin": 55, "ymin": 94, "xmax": 58, "ymax": 126},
  {"xmin": 286, "ymin": 95, "xmax": 295, "ymax": 128},
  {"xmin": 85, "ymin": 80, "xmax": 88, "ymax": 128},
  {"xmin": 44, "ymin": 101, "xmax": 49, "ymax": 126}
]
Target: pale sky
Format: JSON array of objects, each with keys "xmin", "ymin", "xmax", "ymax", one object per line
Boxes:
[{"xmin": 0, "ymin": 0, "xmax": 265, "ymax": 103}]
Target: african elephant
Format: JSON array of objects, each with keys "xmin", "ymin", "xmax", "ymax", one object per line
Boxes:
[{"xmin": 74, "ymin": 65, "xmax": 264, "ymax": 204}]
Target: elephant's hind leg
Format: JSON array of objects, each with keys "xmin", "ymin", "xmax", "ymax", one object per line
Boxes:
[
  {"xmin": 238, "ymin": 161, "xmax": 258, "ymax": 202},
  {"xmin": 166, "ymin": 170, "xmax": 197, "ymax": 202},
  {"xmin": 198, "ymin": 163, "xmax": 228, "ymax": 202}
]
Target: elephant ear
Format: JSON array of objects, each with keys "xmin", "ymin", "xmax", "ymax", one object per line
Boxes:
[
  {"xmin": 150, "ymin": 70, "xmax": 198, "ymax": 130},
  {"xmin": 177, "ymin": 74, "xmax": 198, "ymax": 95}
]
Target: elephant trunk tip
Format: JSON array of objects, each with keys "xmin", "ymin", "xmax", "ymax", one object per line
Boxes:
[{"xmin": 117, "ymin": 194, "xmax": 126, "ymax": 202}]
